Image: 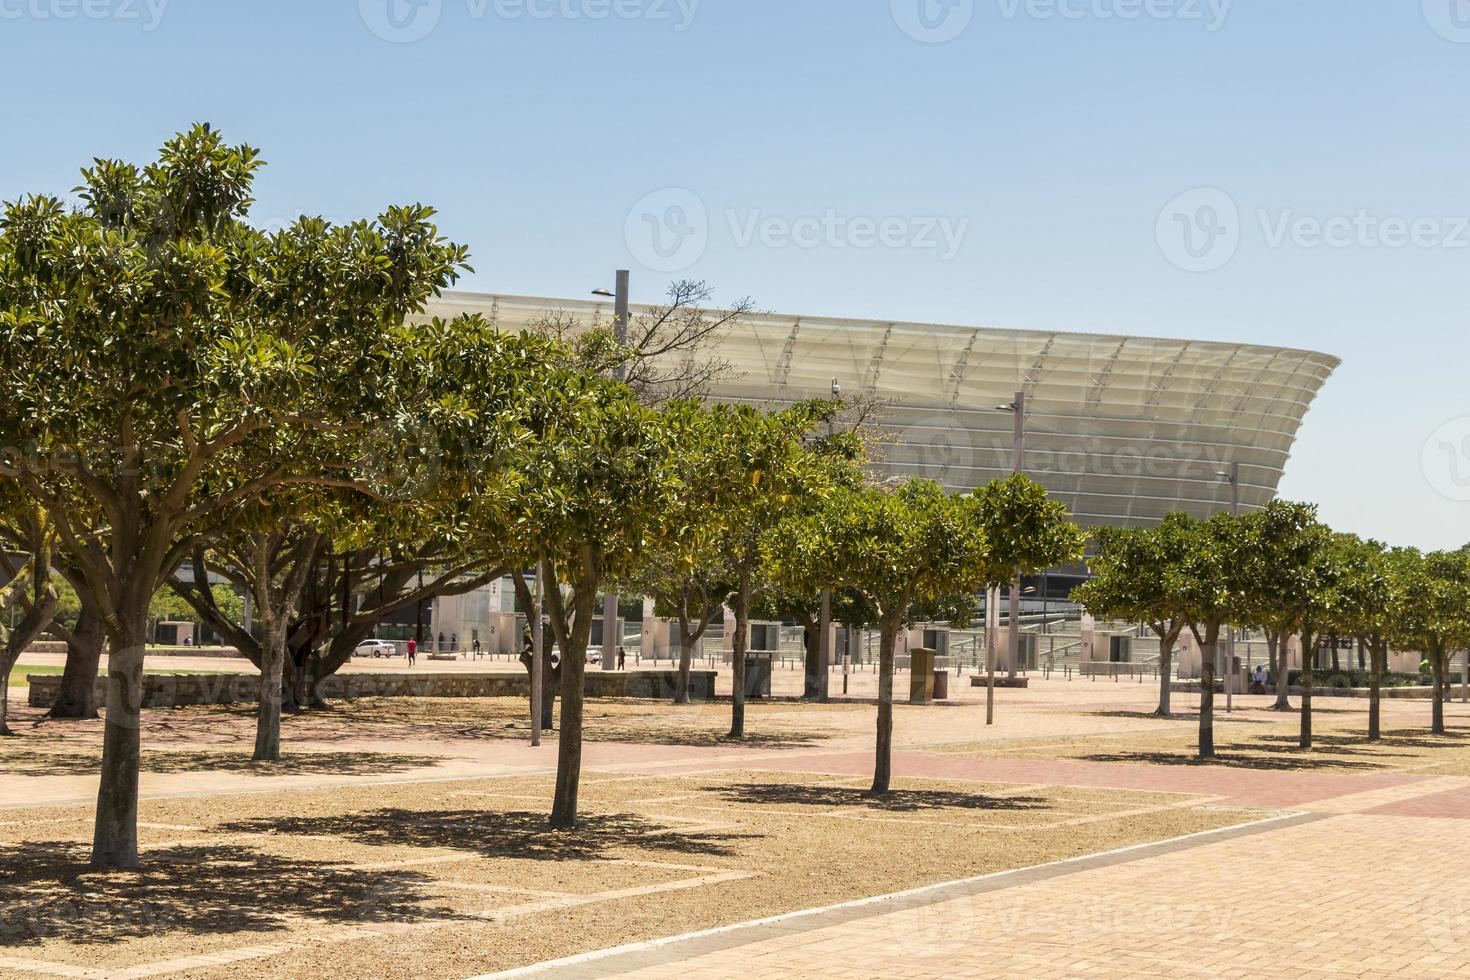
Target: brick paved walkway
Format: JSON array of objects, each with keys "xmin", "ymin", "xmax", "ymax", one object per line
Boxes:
[
  {"xmin": 455, "ymin": 691, "xmax": 1470, "ymax": 980},
  {"xmin": 9, "ymin": 681, "xmax": 1470, "ymax": 979},
  {"xmin": 489, "ymin": 802, "xmax": 1470, "ymax": 979}
]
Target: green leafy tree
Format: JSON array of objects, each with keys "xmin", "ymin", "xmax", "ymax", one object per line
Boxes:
[
  {"xmin": 1329, "ymin": 535, "xmax": 1400, "ymax": 741},
  {"xmin": 0, "ymin": 125, "xmax": 470, "ymax": 868},
  {"xmin": 1242, "ymin": 504, "xmax": 1338, "ymax": 751},
  {"xmin": 1393, "ymin": 548, "xmax": 1470, "ymax": 736},
  {"xmin": 764, "ymin": 480, "xmax": 990, "ymax": 794},
  {"xmin": 1162, "ymin": 511, "xmax": 1246, "ymax": 759},
  {"xmin": 972, "ymin": 474, "xmax": 1086, "ymax": 680},
  {"xmin": 148, "ymin": 585, "xmax": 196, "ymax": 638},
  {"xmin": 0, "ymin": 501, "xmax": 58, "ymax": 735},
  {"xmin": 491, "ymin": 375, "xmax": 682, "ymax": 828},
  {"xmin": 1073, "ymin": 517, "xmax": 1194, "ymax": 717},
  {"xmin": 626, "ymin": 547, "xmax": 732, "ymax": 705},
  {"xmin": 688, "ymin": 400, "xmax": 846, "ymax": 740}
]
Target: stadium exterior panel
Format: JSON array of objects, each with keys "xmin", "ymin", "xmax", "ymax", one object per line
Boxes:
[{"xmin": 428, "ymin": 292, "xmax": 1339, "ymax": 530}]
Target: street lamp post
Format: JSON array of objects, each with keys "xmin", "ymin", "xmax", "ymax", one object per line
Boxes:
[
  {"xmin": 999, "ymin": 391, "xmax": 1025, "ymax": 680},
  {"xmin": 594, "ymin": 272, "xmax": 631, "ymax": 672},
  {"xmin": 531, "ymin": 558, "xmax": 544, "ymax": 747},
  {"xmin": 818, "ymin": 378, "xmax": 840, "ymax": 701},
  {"xmin": 1218, "ymin": 462, "xmax": 1240, "ymax": 712},
  {"xmin": 985, "ymin": 391, "xmax": 1026, "ymax": 727}
]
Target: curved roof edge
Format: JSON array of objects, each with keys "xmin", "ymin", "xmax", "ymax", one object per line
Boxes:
[{"xmin": 431, "ymin": 290, "xmax": 1342, "ymax": 370}]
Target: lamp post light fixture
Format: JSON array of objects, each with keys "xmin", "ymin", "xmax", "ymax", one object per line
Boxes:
[
  {"xmin": 531, "ymin": 559, "xmax": 544, "ymax": 747},
  {"xmin": 820, "ymin": 378, "xmax": 841, "ymax": 700},
  {"xmin": 594, "ymin": 272, "xmax": 632, "ymax": 670},
  {"xmin": 1217, "ymin": 462, "xmax": 1241, "ymax": 712},
  {"xmin": 995, "ymin": 391, "xmax": 1026, "ymax": 698}
]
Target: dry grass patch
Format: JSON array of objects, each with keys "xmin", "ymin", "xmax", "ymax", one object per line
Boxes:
[
  {"xmin": 933, "ymin": 709, "xmax": 1470, "ymax": 774},
  {"xmin": 0, "ymin": 769, "xmax": 1262, "ymax": 979},
  {"xmin": 1, "ymin": 696, "xmax": 856, "ymax": 757}
]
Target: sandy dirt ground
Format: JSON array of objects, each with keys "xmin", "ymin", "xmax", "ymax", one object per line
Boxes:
[{"xmin": 5, "ymin": 680, "xmax": 1470, "ymax": 978}]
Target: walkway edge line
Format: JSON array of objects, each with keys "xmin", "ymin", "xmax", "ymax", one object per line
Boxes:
[{"xmin": 467, "ymin": 808, "xmax": 1313, "ymax": 980}]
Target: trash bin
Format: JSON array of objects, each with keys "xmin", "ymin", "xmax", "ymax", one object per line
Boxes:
[
  {"xmin": 910, "ymin": 648, "xmax": 937, "ymax": 704},
  {"xmin": 744, "ymin": 653, "xmax": 773, "ymax": 700}
]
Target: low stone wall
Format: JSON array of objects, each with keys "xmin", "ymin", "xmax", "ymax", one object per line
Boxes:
[
  {"xmin": 27, "ymin": 669, "xmax": 718, "ymax": 710},
  {"xmin": 21, "ymin": 641, "xmax": 247, "ymax": 659}
]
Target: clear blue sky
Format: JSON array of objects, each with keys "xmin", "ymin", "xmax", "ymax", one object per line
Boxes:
[{"xmin": 3, "ymin": 0, "xmax": 1467, "ymax": 549}]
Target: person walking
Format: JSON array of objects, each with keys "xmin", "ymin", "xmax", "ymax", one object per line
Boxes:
[
  {"xmin": 617, "ymin": 646, "xmax": 626, "ymax": 670},
  {"xmin": 407, "ymin": 638, "xmax": 417, "ymax": 667},
  {"xmin": 472, "ymin": 636, "xmax": 482, "ymax": 660}
]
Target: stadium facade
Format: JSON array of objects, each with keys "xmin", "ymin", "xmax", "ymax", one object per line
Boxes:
[{"xmin": 429, "ymin": 291, "xmax": 1340, "ymax": 529}]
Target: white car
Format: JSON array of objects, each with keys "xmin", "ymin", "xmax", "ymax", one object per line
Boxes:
[
  {"xmin": 586, "ymin": 650, "xmax": 602, "ymax": 665},
  {"xmin": 354, "ymin": 639, "xmax": 396, "ymax": 659}
]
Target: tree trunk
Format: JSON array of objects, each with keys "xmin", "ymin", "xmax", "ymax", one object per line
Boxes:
[
  {"xmin": 871, "ymin": 619, "xmax": 898, "ymax": 794},
  {"xmin": 1, "ymin": 576, "xmax": 60, "ymax": 735},
  {"xmin": 254, "ymin": 620, "xmax": 286, "ymax": 762},
  {"xmin": 1271, "ymin": 631, "xmax": 1292, "ymax": 711},
  {"xmin": 1155, "ymin": 632, "xmax": 1173, "ymax": 717},
  {"xmin": 728, "ymin": 574, "xmax": 750, "ymax": 740},
  {"xmin": 549, "ymin": 567, "xmax": 595, "ymax": 830},
  {"xmin": 91, "ymin": 616, "xmax": 147, "ymax": 870},
  {"xmin": 0, "ymin": 637, "xmax": 22, "ymax": 735},
  {"xmin": 0, "ymin": 664, "xmax": 11, "ymax": 737},
  {"xmin": 1198, "ymin": 630, "xmax": 1216, "ymax": 759},
  {"xmin": 48, "ymin": 608, "xmax": 105, "ymax": 720},
  {"xmin": 1368, "ymin": 642, "xmax": 1383, "ymax": 742},
  {"xmin": 286, "ymin": 646, "xmax": 309, "ymax": 713},
  {"xmin": 516, "ymin": 649, "xmax": 557, "ymax": 729},
  {"xmin": 675, "ymin": 609, "xmax": 694, "ymax": 706},
  {"xmin": 1299, "ymin": 629, "xmax": 1316, "ymax": 750},
  {"xmin": 1431, "ymin": 644, "xmax": 1446, "ymax": 736},
  {"xmin": 801, "ymin": 614, "xmax": 820, "ymax": 700}
]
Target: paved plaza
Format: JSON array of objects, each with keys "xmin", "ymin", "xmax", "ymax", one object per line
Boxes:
[{"xmin": 4, "ymin": 674, "xmax": 1470, "ymax": 978}]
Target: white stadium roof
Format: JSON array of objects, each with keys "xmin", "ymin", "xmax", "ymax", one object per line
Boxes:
[{"xmin": 428, "ymin": 291, "xmax": 1340, "ymax": 530}]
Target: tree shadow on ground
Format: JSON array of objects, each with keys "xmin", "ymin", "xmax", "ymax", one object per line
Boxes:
[
  {"xmin": 430, "ymin": 721, "xmax": 827, "ymax": 750},
  {"xmin": 716, "ymin": 783, "xmax": 1050, "ymax": 813},
  {"xmin": 1077, "ymin": 750, "xmax": 1382, "ymax": 772},
  {"xmin": 1085, "ymin": 710, "xmax": 1273, "ymax": 724},
  {"xmin": 219, "ymin": 809, "xmax": 748, "ymax": 861},
  {"xmin": 1257, "ymin": 731, "xmax": 1468, "ymax": 753},
  {"xmin": 0, "ymin": 748, "xmax": 444, "ymax": 778},
  {"xmin": 0, "ymin": 841, "xmax": 459, "ymax": 948}
]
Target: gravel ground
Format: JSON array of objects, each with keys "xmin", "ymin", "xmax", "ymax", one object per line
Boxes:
[
  {"xmin": 935, "ymin": 706, "xmax": 1470, "ymax": 774},
  {"xmin": 1, "ymin": 769, "xmax": 1261, "ymax": 979}
]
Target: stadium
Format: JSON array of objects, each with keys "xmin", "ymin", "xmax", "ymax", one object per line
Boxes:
[{"xmin": 428, "ymin": 291, "xmax": 1341, "ymax": 528}]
